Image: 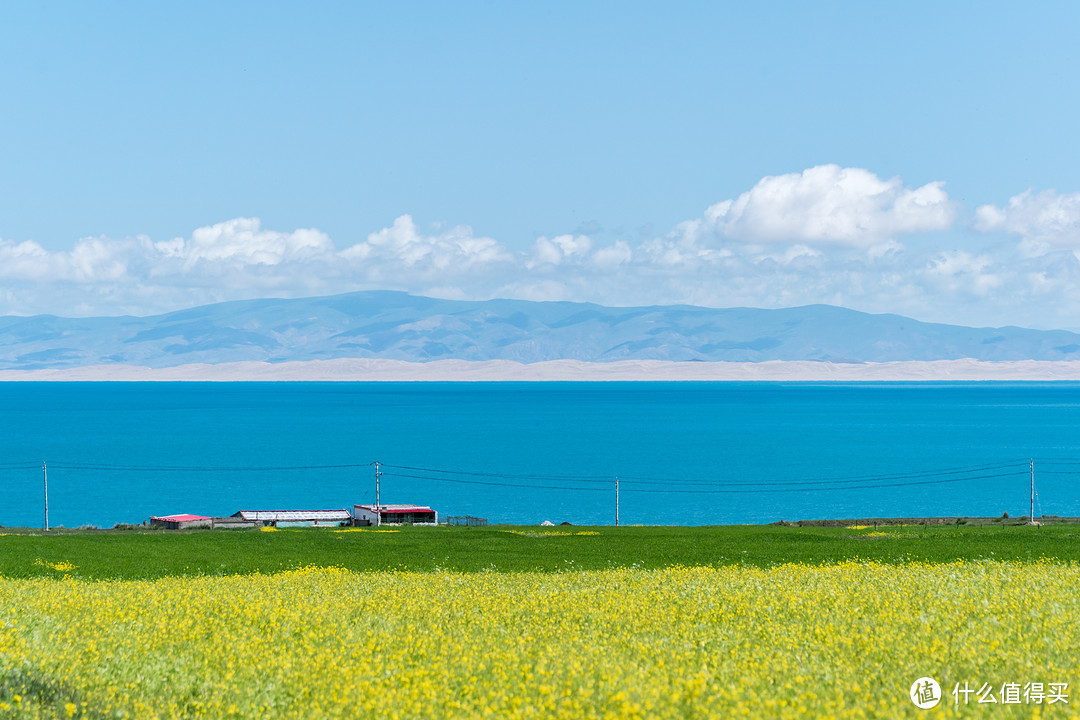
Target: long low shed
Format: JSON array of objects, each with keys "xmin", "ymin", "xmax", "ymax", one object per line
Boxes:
[{"xmin": 232, "ymin": 509, "xmax": 352, "ymax": 527}]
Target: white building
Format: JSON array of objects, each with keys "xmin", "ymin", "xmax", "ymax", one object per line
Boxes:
[
  {"xmin": 353, "ymin": 504, "xmax": 438, "ymax": 526},
  {"xmin": 232, "ymin": 509, "xmax": 352, "ymax": 528}
]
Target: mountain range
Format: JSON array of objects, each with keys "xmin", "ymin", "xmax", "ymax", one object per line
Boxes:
[{"xmin": 1, "ymin": 291, "xmax": 1079, "ymax": 370}]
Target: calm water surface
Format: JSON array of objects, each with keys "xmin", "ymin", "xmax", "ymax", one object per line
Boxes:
[{"xmin": 1, "ymin": 382, "xmax": 1079, "ymax": 528}]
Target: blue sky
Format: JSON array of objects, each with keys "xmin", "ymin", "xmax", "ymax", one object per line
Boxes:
[{"xmin": 2, "ymin": 1, "xmax": 1080, "ymax": 328}]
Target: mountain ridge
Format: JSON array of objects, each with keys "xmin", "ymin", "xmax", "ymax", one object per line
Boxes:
[{"xmin": 1, "ymin": 290, "xmax": 1078, "ymax": 370}]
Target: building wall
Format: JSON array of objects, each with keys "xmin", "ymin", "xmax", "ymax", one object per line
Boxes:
[
  {"xmin": 176, "ymin": 519, "xmax": 213, "ymax": 530},
  {"xmin": 380, "ymin": 512, "xmax": 438, "ymax": 525},
  {"xmin": 353, "ymin": 507, "xmax": 379, "ymax": 525},
  {"xmin": 210, "ymin": 518, "xmax": 260, "ymax": 530}
]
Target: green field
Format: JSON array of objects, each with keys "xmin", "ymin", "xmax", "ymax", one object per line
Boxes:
[
  {"xmin": 2, "ymin": 523, "xmax": 1077, "ymax": 579},
  {"xmin": 3, "ymin": 525, "xmax": 1080, "ymax": 718}
]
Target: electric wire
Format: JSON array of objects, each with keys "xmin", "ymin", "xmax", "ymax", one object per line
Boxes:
[
  {"xmin": 620, "ymin": 471, "xmax": 1024, "ymax": 495},
  {"xmin": 381, "ymin": 459, "xmax": 1025, "ymax": 489},
  {"xmin": 616, "ymin": 461, "xmax": 1021, "ymax": 488},
  {"xmin": 381, "ymin": 463, "xmax": 611, "ymax": 481},
  {"xmin": 380, "ymin": 469, "xmax": 1025, "ymax": 495},
  {"xmin": 45, "ymin": 462, "xmax": 368, "ymax": 472},
  {"xmin": 380, "ymin": 472, "xmax": 609, "ymax": 493},
  {"xmin": 16, "ymin": 458, "xmax": 1042, "ymax": 498}
]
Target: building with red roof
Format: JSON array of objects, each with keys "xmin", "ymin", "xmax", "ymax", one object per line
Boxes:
[
  {"xmin": 353, "ymin": 504, "xmax": 438, "ymax": 526},
  {"xmin": 149, "ymin": 514, "xmax": 213, "ymax": 530}
]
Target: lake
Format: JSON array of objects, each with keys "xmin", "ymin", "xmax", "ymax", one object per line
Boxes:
[{"xmin": 1, "ymin": 382, "xmax": 1078, "ymax": 528}]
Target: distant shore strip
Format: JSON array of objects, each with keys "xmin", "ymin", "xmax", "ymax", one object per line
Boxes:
[{"xmin": 5, "ymin": 358, "xmax": 1080, "ymax": 382}]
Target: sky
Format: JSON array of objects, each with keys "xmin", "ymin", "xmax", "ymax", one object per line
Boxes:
[{"xmin": 2, "ymin": 1, "xmax": 1080, "ymax": 329}]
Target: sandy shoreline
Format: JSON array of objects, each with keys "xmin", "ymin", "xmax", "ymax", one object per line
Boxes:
[{"xmin": 3, "ymin": 358, "xmax": 1080, "ymax": 381}]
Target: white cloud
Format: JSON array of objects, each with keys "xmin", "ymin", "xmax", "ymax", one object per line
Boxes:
[
  {"xmin": 0, "ymin": 236, "xmax": 153, "ymax": 283},
  {"xmin": 922, "ymin": 250, "xmax": 1005, "ymax": 298},
  {"xmin": 925, "ymin": 249, "xmax": 993, "ymax": 278},
  {"xmin": 0, "ymin": 215, "xmax": 516, "ymax": 316},
  {"xmin": 343, "ymin": 215, "xmax": 510, "ymax": 271},
  {"xmin": 0, "ymin": 239, "xmax": 52, "ymax": 281},
  {"xmin": 704, "ymin": 165, "xmax": 954, "ymax": 246},
  {"xmin": 591, "ymin": 240, "xmax": 633, "ymax": 268},
  {"xmin": 527, "ymin": 234, "xmax": 592, "ymax": 268},
  {"xmin": 975, "ymin": 189, "xmax": 1080, "ymax": 245},
  {"xmin": 5, "ymin": 169, "xmax": 1080, "ymax": 330},
  {"xmin": 176, "ymin": 218, "xmax": 334, "ymax": 267},
  {"xmin": 639, "ymin": 221, "xmax": 730, "ymax": 268},
  {"xmin": 754, "ymin": 244, "xmax": 822, "ymax": 267}
]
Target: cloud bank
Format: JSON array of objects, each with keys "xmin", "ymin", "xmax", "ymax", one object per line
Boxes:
[
  {"xmin": 976, "ymin": 190, "xmax": 1080, "ymax": 247},
  {"xmin": 3, "ymin": 165, "xmax": 1080, "ymax": 329},
  {"xmin": 704, "ymin": 165, "xmax": 954, "ymax": 246}
]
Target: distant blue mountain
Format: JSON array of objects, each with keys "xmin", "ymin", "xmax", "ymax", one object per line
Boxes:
[{"xmin": 1, "ymin": 291, "xmax": 1079, "ymax": 369}]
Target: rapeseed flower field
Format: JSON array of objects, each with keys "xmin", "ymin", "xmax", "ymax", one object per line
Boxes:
[{"xmin": 1, "ymin": 561, "xmax": 1078, "ymax": 718}]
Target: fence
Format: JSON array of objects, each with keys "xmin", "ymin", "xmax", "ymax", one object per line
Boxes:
[{"xmin": 446, "ymin": 515, "xmax": 488, "ymax": 527}]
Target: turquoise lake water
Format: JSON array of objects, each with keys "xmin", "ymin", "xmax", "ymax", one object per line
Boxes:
[{"xmin": 1, "ymin": 382, "xmax": 1079, "ymax": 528}]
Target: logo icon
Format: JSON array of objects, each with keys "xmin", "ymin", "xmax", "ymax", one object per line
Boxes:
[{"xmin": 910, "ymin": 677, "xmax": 942, "ymax": 709}]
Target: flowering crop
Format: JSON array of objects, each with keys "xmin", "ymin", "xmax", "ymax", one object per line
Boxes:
[{"xmin": 0, "ymin": 561, "xmax": 1078, "ymax": 718}]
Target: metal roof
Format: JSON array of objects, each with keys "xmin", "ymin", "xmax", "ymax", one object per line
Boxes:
[
  {"xmin": 354, "ymin": 504, "xmax": 434, "ymax": 514},
  {"xmin": 234, "ymin": 509, "xmax": 352, "ymax": 522},
  {"xmin": 150, "ymin": 514, "xmax": 211, "ymax": 522}
]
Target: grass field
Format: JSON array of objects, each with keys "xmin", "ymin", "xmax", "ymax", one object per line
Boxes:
[
  {"xmin": 1, "ymin": 526, "xmax": 1078, "ymax": 718},
  {"xmin": 1, "ymin": 523, "xmax": 1078, "ymax": 579}
]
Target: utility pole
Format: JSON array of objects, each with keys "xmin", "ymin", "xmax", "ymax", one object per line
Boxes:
[
  {"xmin": 1030, "ymin": 458, "xmax": 1035, "ymax": 523},
  {"xmin": 374, "ymin": 461, "xmax": 382, "ymax": 527},
  {"xmin": 615, "ymin": 476, "xmax": 620, "ymax": 527},
  {"xmin": 43, "ymin": 461, "xmax": 49, "ymax": 531}
]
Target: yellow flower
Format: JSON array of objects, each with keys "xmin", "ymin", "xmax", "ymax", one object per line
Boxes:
[{"xmin": 0, "ymin": 561, "xmax": 1076, "ymax": 718}]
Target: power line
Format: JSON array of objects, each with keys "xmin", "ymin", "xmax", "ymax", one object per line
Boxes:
[
  {"xmin": 18, "ymin": 457, "xmax": 1040, "ymax": 497},
  {"xmin": 381, "ymin": 463, "xmax": 611, "ymax": 481},
  {"xmin": 381, "ymin": 459, "xmax": 1026, "ymax": 489},
  {"xmin": 620, "ymin": 471, "xmax": 1025, "ymax": 494},
  {"xmin": 617, "ymin": 460, "xmax": 1025, "ymax": 487},
  {"xmin": 380, "ymin": 472, "xmax": 609, "ymax": 492},
  {"xmin": 0, "ymin": 462, "xmax": 42, "ymax": 469},
  {"xmin": 380, "ymin": 469, "xmax": 1024, "ymax": 494},
  {"xmin": 30, "ymin": 458, "xmax": 1033, "ymax": 485},
  {"xmin": 45, "ymin": 462, "xmax": 369, "ymax": 472}
]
